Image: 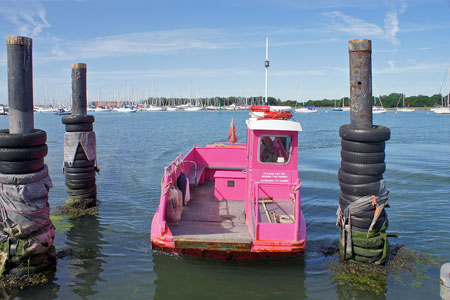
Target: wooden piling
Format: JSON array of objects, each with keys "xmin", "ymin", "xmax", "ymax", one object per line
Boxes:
[
  {"xmin": 1, "ymin": 36, "xmax": 55, "ymax": 277},
  {"xmin": 63, "ymin": 63, "xmax": 97, "ymax": 209},
  {"xmin": 6, "ymin": 36, "xmax": 34, "ymax": 134},
  {"xmin": 348, "ymin": 39, "xmax": 373, "ymax": 129},
  {"xmin": 72, "ymin": 63, "xmax": 87, "ymax": 116}
]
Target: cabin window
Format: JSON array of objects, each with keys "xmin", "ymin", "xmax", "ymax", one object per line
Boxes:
[{"xmin": 258, "ymin": 135, "xmax": 292, "ymax": 164}]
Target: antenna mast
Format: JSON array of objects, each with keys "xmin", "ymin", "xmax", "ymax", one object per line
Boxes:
[{"xmin": 264, "ymin": 37, "xmax": 269, "ymax": 106}]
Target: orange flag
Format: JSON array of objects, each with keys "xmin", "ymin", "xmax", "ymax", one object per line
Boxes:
[{"xmin": 228, "ymin": 117, "xmax": 238, "ymax": 144}]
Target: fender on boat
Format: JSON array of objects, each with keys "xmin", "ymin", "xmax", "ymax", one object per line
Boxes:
[{"xmin": 165, "ymin": 186, "xmax": 183, "ymax": 222}]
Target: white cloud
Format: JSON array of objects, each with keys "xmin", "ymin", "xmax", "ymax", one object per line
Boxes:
[
  {"xmin": 38, "ymin": 28, "xmax": 240, "ymax": 62},
  {"xmin": 323, "ymin": 11, "xmax": 384, "ymax": 36},
  {"xmin": 384, "ymin": 11, "xmax": 400, "ymax": 47},
  {"xmin": 0, "ymin": 0, "xmax": 50, "ymax": 36},
  {"xmin": 36, "ymin": 28, "xmax": 340, "ymax": 63},
  {"xmin": 324, "ymin": 6, "xmax": 407, "ymax": 49}
]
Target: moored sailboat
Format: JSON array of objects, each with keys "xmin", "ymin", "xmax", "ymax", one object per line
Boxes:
[{"xmin": 396, "ymin": 94, "xmax": 415, "ymax": 112}]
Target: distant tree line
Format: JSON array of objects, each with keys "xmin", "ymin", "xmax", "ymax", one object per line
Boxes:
[
  {"xmin": 276, "ymin": 93, "xmax": 444, "ymax": 108},
  {"xmin": 96, "ymin": 93, "xmax": 444, "ymax": 108}
]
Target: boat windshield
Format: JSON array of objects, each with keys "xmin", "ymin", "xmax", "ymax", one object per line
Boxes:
[{"xmin": 259, "ymin": 135, "xmax": 292, "ymax": 164}]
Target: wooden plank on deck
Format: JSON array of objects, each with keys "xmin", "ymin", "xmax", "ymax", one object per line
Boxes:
[{"xmin": 168, "ymin": 180, "xmax": 252, "ymax": 251}]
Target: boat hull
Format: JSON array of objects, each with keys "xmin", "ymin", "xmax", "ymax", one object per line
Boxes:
[
  {"xmin": 151, "ymin": 114, "xmax": 306, "ymax": 260},
  {"xmin": 150, "ymin": 206, "xmax": 306, "ymax": 260}
]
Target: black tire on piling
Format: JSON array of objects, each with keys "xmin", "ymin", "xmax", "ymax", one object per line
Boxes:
[
  {"xmin": 65, "ymin": 170, "xmax": 96, "ymax": 180},
  {"xmin": 341, "ymin": 161, "xmax": 386, "ymax": 176},
  {"xmin": 351, "ymin": 217, "xmax": 388, "ymax": 232},
  {"xmin": 65, "ymin": 123, "xmax": 93, "ymax": 132},
  {"xmin": 341, "ymin": 139, "xmax": 385, "ymax": 153},
  {"xmin": 61, "ymin": 115, "xmax": 95, "ymax": 124},
  {"xmin": 339, "ymin": 125, "xmax": 391, "ymax": 142},
  {"xmin": 0, "ymin": 158, "xmax": 44, "ymax": 174},
  {"xmin": 339, "ymin": 180, "xmax": 383, "ymax": 196},
  {"xmin": 341, "ymin": 150, "xmax": 385, "ymax": 164},
  {"xmin": 338, "ymin": 168, "xmax": 383, "ymax": 184},
  {"xmin": 68, "ymin": 191, "xmax": 97, "ymax": 199},
  {"xmin": 64, "ymin": 166, "xmax": 96, "ymax": 174},
  {"xmin": 350, "ymin": 210, "xmax": 386, "ymax": 226},
  {"xmin": 0, "ymin": 144, "xmax": 48, "ymax": 161},
  {"xmin": 65, "ymin": 178, "xmax": 96, "ymax": 190},
  {"xmin": 0, "ymin": 129, "xmax": 47, "ymax": 148},
  {"xmin": 64, "ymin": 160, "xmax": 95, "ymax": 168},
  {"xmin": 66, "ymin": 185, "xmax": 97, "ymax": 196}
]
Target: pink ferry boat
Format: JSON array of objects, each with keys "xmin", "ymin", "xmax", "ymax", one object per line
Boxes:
[{"xmin": 151, "ymin": 106, "xmax": 306, "ymax": 259}]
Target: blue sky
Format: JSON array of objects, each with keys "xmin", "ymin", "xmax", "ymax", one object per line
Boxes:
[{"xmin": 0, "ymin": 0, "xmax": 449, "ymax": 105}]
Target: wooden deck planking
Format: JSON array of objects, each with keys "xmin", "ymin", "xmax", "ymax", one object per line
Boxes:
[{"xmin": 169, "ymin": 181, "xmax": 252, "ymax": 246}]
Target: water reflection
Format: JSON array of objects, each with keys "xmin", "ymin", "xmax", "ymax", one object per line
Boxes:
[
  {"xmin": 64, "ymin": 214, "xmax": 107, "ymax": 298},
  {"xmin": 11, "ymin": 214, "xmax": 107, "ymax": 299},
  {"xmin": 153, "ymin": 252, "xmax": 306, "ymax": 299},
  {"xmin": 336, "ymin": 278, "xmax": 387, "ymax": 300}
]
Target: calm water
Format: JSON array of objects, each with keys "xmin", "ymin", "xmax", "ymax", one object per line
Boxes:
[{"xmin": 0, "ymin": 109, "xmax": 448, "ymax": 299}]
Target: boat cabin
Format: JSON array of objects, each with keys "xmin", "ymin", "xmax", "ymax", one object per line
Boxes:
[{"xmin": 151, "ymin": 106, "xmax": 306, "ymax": 259}]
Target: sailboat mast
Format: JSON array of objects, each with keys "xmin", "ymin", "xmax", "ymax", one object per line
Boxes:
[
  {"xmin": 264, "ymin": 37, "xmax": 269, "ymax": 106},
  {"xmin": 448, "ymin": 66, "xmax": 450, "ymax": 108}
]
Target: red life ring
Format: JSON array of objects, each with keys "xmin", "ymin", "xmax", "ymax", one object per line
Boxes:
[
  {"xmin": 250, "ymin": 105, "xmax": 270, "ymax": 112},
  {"xmin": 259, "ymin": 111, "xmax": 293, "ymax": 119}
]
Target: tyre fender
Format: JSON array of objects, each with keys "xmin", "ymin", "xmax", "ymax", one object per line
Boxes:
[{"xmin": 339, "ymin": 124, "xmax": 390, "ymax": 142}]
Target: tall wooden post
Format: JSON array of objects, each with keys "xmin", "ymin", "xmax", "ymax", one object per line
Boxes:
[{"xmin": 0, "ymin": 36, "xmax": 55, "ymax": 276}]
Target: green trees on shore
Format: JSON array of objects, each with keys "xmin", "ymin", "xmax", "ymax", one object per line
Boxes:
[
  {"xmin": 141, "ymin": 93, "xmax": 443, "ymax": 108},
  {"xmin": 283, "ymin": 93, "xmax": 443, "ymax": 108}
]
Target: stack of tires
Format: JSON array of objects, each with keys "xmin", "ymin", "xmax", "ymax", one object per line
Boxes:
[
  {"xmin": 0, "ymin": 129, "xmax": 55, "ymax": 276},
  {"xmin": 338, "ymin": 124, "xmax": 390, "ymax": 264},
  {"xmin": 0, "ymin": 129, "xmax": 47, "ymax": 174},
  {"xmin": 62, "ymin": 115, "xmax": 97, "ymax": 209}
]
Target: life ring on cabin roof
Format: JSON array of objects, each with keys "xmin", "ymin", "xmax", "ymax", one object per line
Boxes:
[
  {"xmin": 250, "ymin": 105, "xmax": 271, "ymax": 112},
  {"xmin": 262, "ymin": 112, "xmax": 293, "ymax": 119},
  {"xmin": 249, "ymin": 111, "xmax": 293, "ymax": 120},
  {"xmin": 250, "ymin": 105, "xmax": 293, "ymax": 113}
]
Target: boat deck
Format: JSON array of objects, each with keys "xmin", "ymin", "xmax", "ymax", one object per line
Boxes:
[{"xmin": 168, "ymin": 181, "xmax": 253, "ymax": 251}]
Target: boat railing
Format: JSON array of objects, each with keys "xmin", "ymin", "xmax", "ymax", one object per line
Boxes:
[
  {"xmin": 252, "ymin": 179, "xmax": 301, "ymax": 241},
  {"xmin": 159, "ymin": 154, "xmax": 185, "ymax": 233},
  {"xmin": 183, "ymin": 160, "xmax": 197, "ymax": 184}
]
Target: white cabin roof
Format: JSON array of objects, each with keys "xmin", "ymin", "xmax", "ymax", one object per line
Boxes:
[{"xmin": 246, "ymin": 118, "xmax": 302, "ymax": 132}]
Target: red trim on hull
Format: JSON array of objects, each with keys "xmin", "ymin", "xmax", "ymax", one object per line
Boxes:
[{"xmin": 152, "ymin": 244, "xmax": 305, "ymax": 260}]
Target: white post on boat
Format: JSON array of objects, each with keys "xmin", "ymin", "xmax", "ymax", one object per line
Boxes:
[{"xmin": 264, "ymin": 37, "xmax": 269, "ymax": 106}]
